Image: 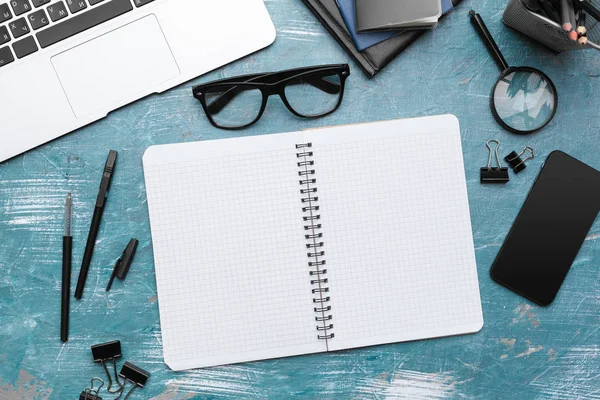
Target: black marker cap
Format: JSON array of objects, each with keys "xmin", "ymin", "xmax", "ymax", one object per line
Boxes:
[
  {"xmin": 106, "ymin": 239, "xmax": 139, "ymax": 291},
  {"xmin": 115, "ymin": 239, "xmax": 138, "ymax": 280}
]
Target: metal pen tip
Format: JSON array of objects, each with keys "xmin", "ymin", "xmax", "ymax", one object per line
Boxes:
[{"xmin": 64, "ymin": 193, "xmax": 72, "ymax": 237}]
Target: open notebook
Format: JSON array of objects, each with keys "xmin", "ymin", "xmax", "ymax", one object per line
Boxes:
[{"xmin": 143, "ymin": 115, "xmax": 483, "ymax": 370}]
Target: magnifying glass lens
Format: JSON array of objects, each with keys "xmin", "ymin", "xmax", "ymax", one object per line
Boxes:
[{"xmin": 493, "ymin": 69, "xmax": 557, "ymax": 133}]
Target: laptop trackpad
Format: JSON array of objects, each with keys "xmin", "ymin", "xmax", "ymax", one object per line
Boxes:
[{"xmin": 52, "ymin": 15, "xmax": 180, "ymax": 119}]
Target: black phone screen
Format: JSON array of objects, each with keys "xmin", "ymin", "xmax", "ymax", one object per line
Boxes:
[{"xmin": 491, "ymin": 151, "xmax": 600, "ymax": 306}]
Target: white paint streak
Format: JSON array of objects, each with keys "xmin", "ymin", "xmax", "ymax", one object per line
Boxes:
[
  {"xmin": 528, "ymin": 345, "xmax": 600, "ymax": 399},
  {"xmin": 356, "ymin": 370, "xmax": 456, "ymax": 400},
  {"xmin": 149, "ymin": 383, "xmax": 196, "ymax": 400},
  {"xmin": 162, "ymin": 366, "xmax": 268, "ymax": 397},
  {"xmin": 516, "ymin": 344, "xmax": 544, "ymax": 358},
  {"xmin": 278, "ymin": 28, "xmax": 323, "ymax": 37}
]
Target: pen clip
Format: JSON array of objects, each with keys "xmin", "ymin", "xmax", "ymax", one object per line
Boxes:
[{"xmin": 96, "ymin": 150, "xmax": 118, "ymax": 208}]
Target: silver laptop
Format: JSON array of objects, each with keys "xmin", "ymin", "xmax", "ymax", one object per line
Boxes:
[{"xmin": 0, "ymin": 0, "xmax": 276, "ymax": 162}]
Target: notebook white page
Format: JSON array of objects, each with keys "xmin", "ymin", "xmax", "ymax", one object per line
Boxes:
[
  {"xmin": 143, "ymin": 115, "xmax": 483, "ymax": 370},
  {"xmin": 302, "ymin": 116, "xmax": 484, "ymax": 351},
  {"xmin": 143, "ymin": 132, "xmax": 324, "ymax": 370}
]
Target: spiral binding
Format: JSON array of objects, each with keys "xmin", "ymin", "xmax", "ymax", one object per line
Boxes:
[{"xmin": 296, "ymin": 143, "xmax": 334, "ymax": 341}]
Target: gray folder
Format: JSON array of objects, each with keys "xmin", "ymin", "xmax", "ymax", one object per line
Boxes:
[{"xmin": 355, "ymin": 0, "xmax": 442, "ymax": 32}]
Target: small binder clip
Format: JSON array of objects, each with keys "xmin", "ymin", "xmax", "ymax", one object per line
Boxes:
[
  {"xmin": 116, "ymin": 362, "xmax": 150, "ymax": 399},
  {"xmin": 106, "ymin": 239, "xmax": 138, "ymax": 292},
  {"xmin": 79, "ymin": 377, "xmax": 103, "ymax": 400},
  {"xmin": 505, "ymin": 147, "xmax": 534, "ymax": 174},
  {"xmin": 91, "ymin": 340, "xmax": 123, "ymax": 394},
  {"xmin": 481, "ymin": 140, "xmax": 509, "ymax": 184}
]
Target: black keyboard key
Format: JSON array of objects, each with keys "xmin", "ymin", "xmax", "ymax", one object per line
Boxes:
[
  {"xmin": 0, "ymin": 25, "xmax": 9, "ymax": 44},
  {"xmin": 133, "ymin": 0, "xmax": 153, "ymax": 6},
  {"xmin": 0, "ymin": 44, "xmax": 14, "ymax": 66},
  {"xmin": 88, "ymin": 0, "xmax": 102, "ymax": 4},
  {"xmin": 37, "ymin": 0, "xmax": 132, "ymax": 48},
  {"xmin": 0, "ymin": 3, "xmax": 12, "ymax": 23},
  {"xmin": 46, "ymin": 1, "xmax": 67, "ymax": 21},
  {"xmin": 10, "ymin": 0, "xmax": 31, "ymax": 15},
  {"xmin": 66, "ymin": 0, "xmax": 85, "ymax": 13},
  {"xmin": 28, "ymin": 9, "xmax": 48, "ymax": 29},
  {"xmin": 12, "ymin": 34, "xmax": 36, "ymax": 57},
  {"xmin": 32, "ymin": 0, "xmax": 50, "ymax": 6},
  {"xmin": 9, "ymin": 16, "xmax": 29, "ymax": 38}
]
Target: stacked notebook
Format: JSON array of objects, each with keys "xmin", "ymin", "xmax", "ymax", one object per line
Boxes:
[
  {"xmin": 301, "ymin": 0, "xmax": 462, "ymax": 77},
  {"xmin": 143, "ymin": 115, "xmax": 484, "ymax": 370}
]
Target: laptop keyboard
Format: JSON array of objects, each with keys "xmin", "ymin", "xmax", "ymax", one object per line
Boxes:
[{"xmin": 0, "ymin": 0, "xmax": 154, "ymax": 68}]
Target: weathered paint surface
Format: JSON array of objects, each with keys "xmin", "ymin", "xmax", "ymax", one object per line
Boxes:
[{"xmin": 1, "ymin": 0, "xmax": 599, "ymax": 398}]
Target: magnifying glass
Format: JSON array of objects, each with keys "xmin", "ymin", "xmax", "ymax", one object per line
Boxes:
[{"xmin": 470, "ymin": 10, "xmax": 558, "ymax": 134}]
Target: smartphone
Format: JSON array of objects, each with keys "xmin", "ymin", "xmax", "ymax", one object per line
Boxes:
[{"xmin": 491, "ymin": 151, "xmax": 600, "ymax": 306}]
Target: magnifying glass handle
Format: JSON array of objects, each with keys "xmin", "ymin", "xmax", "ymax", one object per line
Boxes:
[{"xmin": 469, "ymin": 10, "xmax": 510, "ymax": 72}]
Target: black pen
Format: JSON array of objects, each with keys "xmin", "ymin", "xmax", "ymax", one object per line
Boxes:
[
  {"xmin": 61, "ymin": 193, "xmax": 72, "ymax": 342},
  {"xmin": 75, "ymin": 150, "xmax": 118, "ymax": 300}
]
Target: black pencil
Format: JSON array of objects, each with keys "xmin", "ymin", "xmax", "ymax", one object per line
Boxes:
[
  {"xmin": 578, "ymin": 9, "xmax": 587, "ymax": 36},
  {"xmin": 61, "ymin": 193, "xmax": 72, "ymax": 342},
  {"xmin": 540, "ymin": 0, "xmax": 561, "ymax": 23},
  {"xmin": 562, "ymin": 0, "xmax": 574, "ymax": 30}
]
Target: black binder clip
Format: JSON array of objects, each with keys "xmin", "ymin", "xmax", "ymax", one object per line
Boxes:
[
  {"xmin": 106, "ymin": 239, "xmax": 138, "ymax": 292},
  {"xmin": 481, "ymin": 140, "xmax": 509, "ymax": 184},
  {"xmin": 505, "ymin": 147, "xmax": 535, "ymax": 174},
  {"xmin": 91, "ymin": 340, "xmax": 123, "ymax": 394},
  {"xmin": 79, "ymin": 378, "xmax": 103, "ymax": 400},
  {"xmin": 116, "ymin": 362, "xmax": 150, "ymax": 399}
]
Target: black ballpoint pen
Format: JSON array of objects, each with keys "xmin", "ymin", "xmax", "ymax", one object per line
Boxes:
[
  {"xmin": 75, "ymin": 150, "xmax": 118, "ymax": 300},
  {"xmin": 61, "ymin": 193, "xmax": 72, "ymax": 342}
]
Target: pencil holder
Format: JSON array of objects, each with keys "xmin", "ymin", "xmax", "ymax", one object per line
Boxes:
[{"xmin": 503, "ymin": 0, "xmax": 595, "ymax": 52}]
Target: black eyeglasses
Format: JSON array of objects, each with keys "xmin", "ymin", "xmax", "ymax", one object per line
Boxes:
[{"xmin": 192, "ymin": 64, "xmax": 350, "ymax": 130}]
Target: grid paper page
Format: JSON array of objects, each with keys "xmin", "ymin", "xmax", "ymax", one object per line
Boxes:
[
  {"xmin": 303, "ymin": 115, "xmax": 484, "ymax": 352},
  {"xmin": 143, "ymin": 133, "xmax": 324, "ymax": 370}
]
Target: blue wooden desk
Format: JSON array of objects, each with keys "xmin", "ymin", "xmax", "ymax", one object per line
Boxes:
[{"xmin": 1, "ymin": 0, "xmax": 599, "ymax": 398}]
